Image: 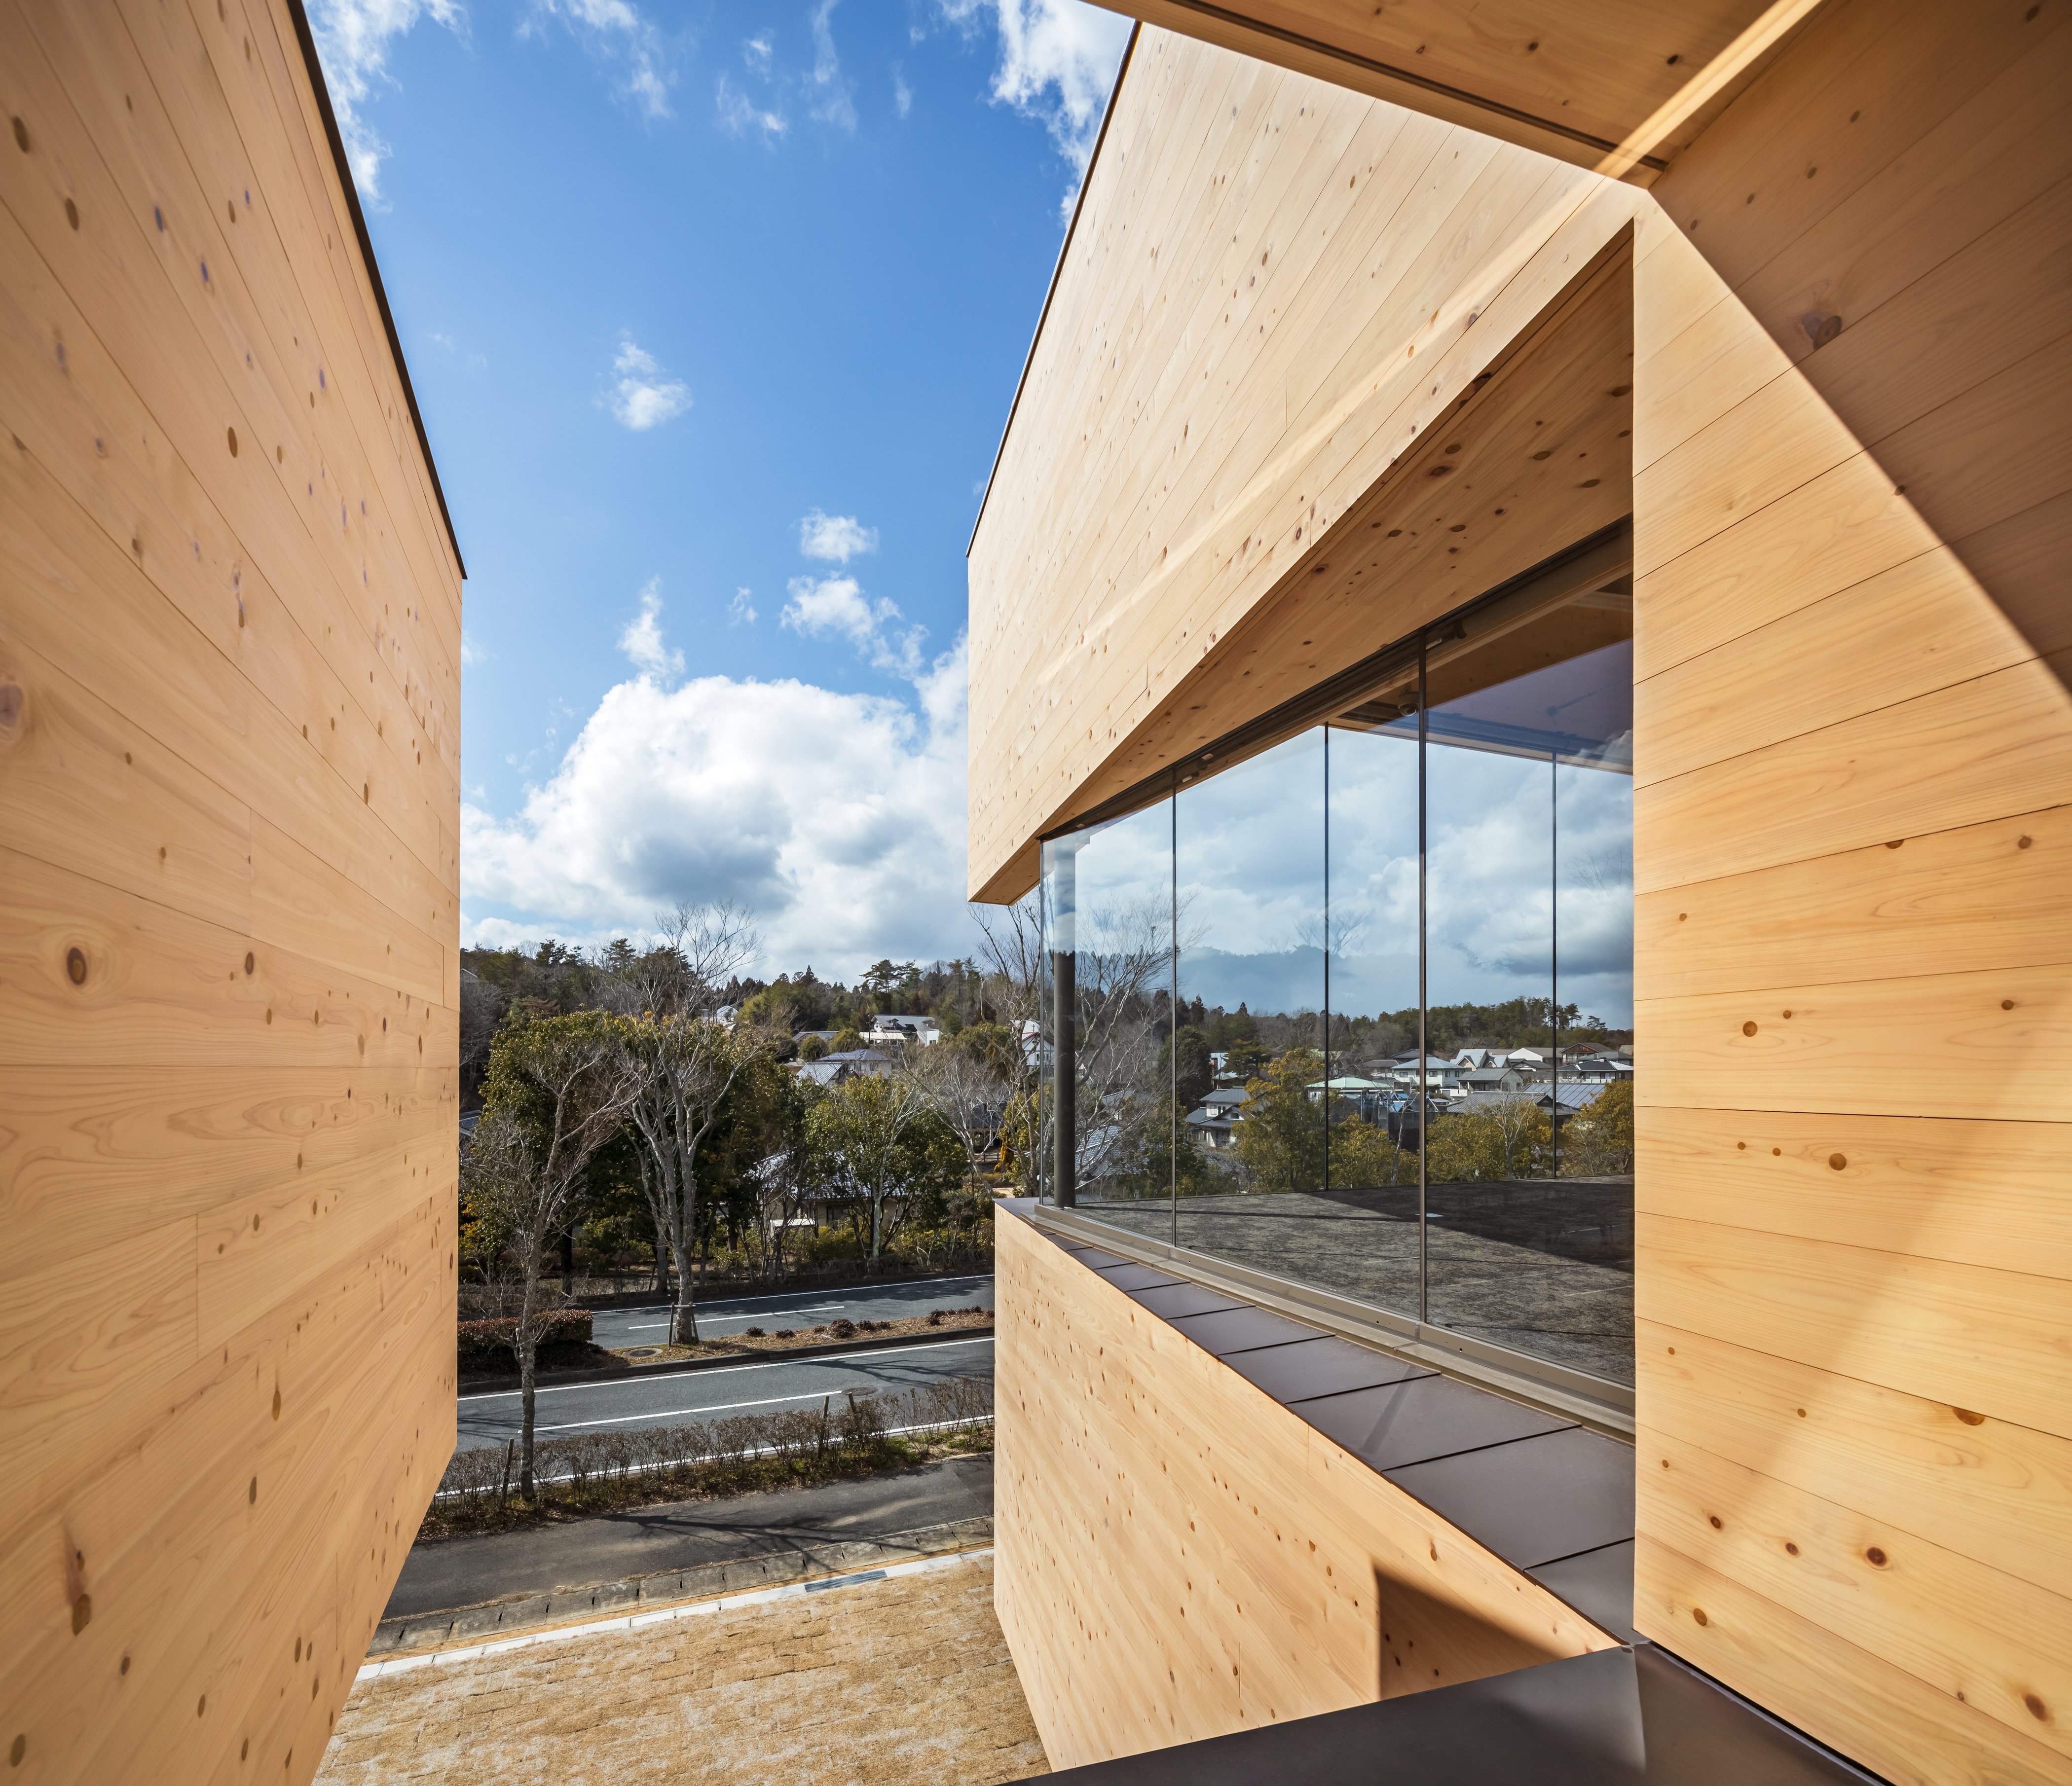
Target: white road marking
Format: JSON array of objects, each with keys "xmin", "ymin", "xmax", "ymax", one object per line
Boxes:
[
  {"xmin": 534, "ymin": 1388, "xmax": 871, "ymax": 1432},
  {"xmin": 456, "ymin": 1335, "xmax": 995, "ymax": 1405}
]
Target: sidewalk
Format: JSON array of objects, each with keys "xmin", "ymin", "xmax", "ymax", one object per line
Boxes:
[{"xmin": 318, "ymin": 1549, "xmax": 1047, "ymax": 1784}]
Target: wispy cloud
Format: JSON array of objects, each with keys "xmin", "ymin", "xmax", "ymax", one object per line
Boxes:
[
  {"xmin": 525, "ymin": 0, "xmax": 675, "ymax": 117},
  {"xmin": 892, "ymin": 65, "xmax": 913, "ymax": 118},
  {"xmin": 937, "ymin": 0, "xmax": 1130, "ymax": 209},
  {"xmin": 308, "ymin": 0, "xmax": 467, "ymax": 200},
  {"xmin": 717, "ymin": 73, "xmax": 788, "ymax": 139},
  {"xmin": 730, "ymin": 587, "xmax": 759, "ymax": 625},
  {"xmin": 807, "ymin": 0, "xmax": 857, "ymax": 130},
  {"xmin": 461, "ymin": 629, "xmax": 488, "ymax": 665},
  {"xmin": 618, "ymin": 578, "xmax": 684, "ymax": 677},
  {"xmin": 743, "ymin": 32, "xmax": 774, "ymax": 75},
  {"xmin": 607, "ymin": 336, "xmax": 692, "ymax": 430},
  {"xmin": 798, "ymin": 509, "xmax": 879, "ymax": 564}
]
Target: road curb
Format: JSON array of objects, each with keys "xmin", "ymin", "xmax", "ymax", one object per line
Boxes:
[
  {"xmin": 456, "ymin": 1324, "xmax": 996, "ymax": 1398},
  {"xmin": 368, "ymin": 1513, "xmax": 997, "ymax": 1660}
]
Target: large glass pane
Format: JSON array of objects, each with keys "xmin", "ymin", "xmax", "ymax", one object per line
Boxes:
[
  {"xmin": 1112, "ymin": 732, "xmax": 1330, "ymax": 1270},
  {"xmin": 1421, "ymin": 600, "xmax": 1635, "ymax": 1384},
  {"xmin": 1038, "ymin": 802, "xmax": 1174, "ymax": 1211},
  {"xmin": 1311, "ymin": 715, "xmax": 1424, "ymax": 1317}
]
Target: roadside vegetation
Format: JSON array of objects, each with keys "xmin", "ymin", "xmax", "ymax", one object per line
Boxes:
[{"xmin": 422, "ymin": 1377, "xmax": 995, "ymax": 1541}]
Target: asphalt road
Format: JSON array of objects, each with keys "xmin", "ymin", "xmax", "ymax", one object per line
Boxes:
[
  {"xmin": 588, "ymin": 1273, "xmax": 995, "ymax": 1349},
  {"xmin": 454, "ymin": 1333, "xmax": 997, "ymax": 1454},
  {"xmin": 388, "ymin": 1454, "xmax": 994, "ymax": 1618}
]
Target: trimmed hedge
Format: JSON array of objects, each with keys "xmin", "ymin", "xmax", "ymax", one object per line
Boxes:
[
  {"xmin": 433, "ymin": 1375, "xmax": 994, "ymax": 1518},
  {"xmin": 457, "ymin": 1309, "xmax": 594, "ymax": 1370}
]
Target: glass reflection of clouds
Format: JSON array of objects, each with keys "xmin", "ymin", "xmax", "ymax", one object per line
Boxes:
[{"xmin": 1038, "ymin": 577, "xmax": 1637, "ymax": 1391}]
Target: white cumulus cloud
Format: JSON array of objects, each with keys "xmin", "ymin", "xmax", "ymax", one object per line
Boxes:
[
  {"xmin": 937, "ymin": 0, "xmax": 1130, "ymax": 206},
  {"xmin": 618, "ymin": 579, "xmax": 684, "ymax": 677},
  {"xmin": 308, "ymin": 0, "xmax": 467, "ymax": 199},
  {"xmin": 607, "ymin": 336, "xmax": 693, "ymax": 430},
  {"xmin": 782, "ymin": 574, "xmax": 924, "ymax": 678},
  {"xmin": 460, "ymin": 645, "xmax": 970, "ymax": 973},
  {"xmin": 798, "ymin": 509, "xmax": 878, "ymax": 564}
]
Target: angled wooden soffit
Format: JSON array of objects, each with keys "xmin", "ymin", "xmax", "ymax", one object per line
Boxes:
[{"xmin": 1096, "ymin": 0, "xmax": 1830, "ymax": 183}]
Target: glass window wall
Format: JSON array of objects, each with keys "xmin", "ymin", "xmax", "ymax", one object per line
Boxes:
[{"xmin": 1037, "ymin": 568, "xmax": 1636, "ymax": 1391}]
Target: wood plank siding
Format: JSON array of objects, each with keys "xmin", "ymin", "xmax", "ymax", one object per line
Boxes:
[
  {"xmin": 973, "ymin": 1, "xmax": 2070, "ymax": 1779},
  {"xmin": 993, "ymin": 1215, "xmax": 1619, "ymax": 1773},
  {"xmin": 0, "ymin": 0, "xmax": 461, "ymax": 1780}
]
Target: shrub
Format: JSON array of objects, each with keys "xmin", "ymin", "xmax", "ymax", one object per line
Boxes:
[
  {"xmin": 457, "ymin": 1309, "xmax": 593, "ymax": 1371},
  {"xmin": 775, "ymin": 1328, "xmax": 796, "ymax": 1338},
  {"xmin": 744, "ymin": 1326, "xmax": 766, "ymax": 1337},
  {"xmin": 828, "ymin": 1317, "xmax": 857, "ymax": 1339}
]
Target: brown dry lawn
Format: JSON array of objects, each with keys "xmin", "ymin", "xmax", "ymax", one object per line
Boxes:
[{"xmin": 315, "ymin": 1552, "xmax": 1047, "ymax": 1785}]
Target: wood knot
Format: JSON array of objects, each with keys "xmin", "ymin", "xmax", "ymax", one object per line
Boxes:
[
  {"xmin": 1742, "ymin": 1021, "xmax": 1757, "ymax": 1036},
  {"xmin": 66, "ymin": 947, "xmax": 86, "ymax": 985}
]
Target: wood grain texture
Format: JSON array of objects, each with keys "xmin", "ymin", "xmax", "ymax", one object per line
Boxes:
[
  {"xmin": 994, "ymin": 1210, "xmax": 1617, "ymax": 1771},
  {"xmin": 1633, "ymin": 809, "xmax": 2069, "ymax": 1001},
  {"xmin": 1626, "ymin": 7, "xmax": 2072, "ymax": 1775},
  {"xmin": 0, "ymin": 2, "xmax": 458, "ymax": 1780},
  {"xmin": 1632, "ymin": 1105, "xmax": 2071, "ymax": 1281},
  {"xmin": 1635, "ymin": 1209, "xmax": 2072, "ymax": 1460},
  {"xmin": 967, "ymin": 26, "xmax": 1642, "ymax": 899},
  {"xmin": 1643, "ymin": 1428, "xmax": 2072, "ymax": 1760},
  {"xmin": 1633, "ymin": 1536, "xmax": 2070, "ymax": 1786},
  {"xmin": 1103, "ymin": 0, "xmax": 1778, "ymax": 175},
  {"xmin": 1637, "ymin": 1320, "xmax": 2072, "ymax": 1605}
]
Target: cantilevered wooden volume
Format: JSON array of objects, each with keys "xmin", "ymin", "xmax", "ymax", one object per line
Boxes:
[{"xmin": 0, "ymin": 1, "xmax": 460, "ymax": 1780}]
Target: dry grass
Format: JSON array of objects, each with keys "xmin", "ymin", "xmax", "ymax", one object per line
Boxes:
[{"xmin": 317, "ymin": 1553, "xmax": 1047, "ymax": 1785}]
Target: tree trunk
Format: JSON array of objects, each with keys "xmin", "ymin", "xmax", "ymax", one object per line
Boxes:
[
  {"xmin": 517, "ymin": 1275, "xmax": 540, "ymax": 1501},
  {"xmin": 670, "ymin": 1234, "xmax": 701, "ymax": 1345},
  {"xmin": 653, "ymin": 1231, "xmax": 670, "ymax": 1296}
]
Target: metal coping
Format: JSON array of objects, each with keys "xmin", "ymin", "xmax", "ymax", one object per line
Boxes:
[
  {"xmin": 967, "ymin": 22, "xmax": 1141, "ymax": 556},
  {"xmin": 285, "ymin": 0, "xmax": 466, "ymax": 580},
  {"xmin": 1043, "ymin": 514, "xmax": 1634, "ymax": 843}
]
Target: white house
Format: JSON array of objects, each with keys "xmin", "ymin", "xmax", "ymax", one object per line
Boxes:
[{"xmin": 862, "ymin": 1013, "xmax": 943, "ymax": 1047}]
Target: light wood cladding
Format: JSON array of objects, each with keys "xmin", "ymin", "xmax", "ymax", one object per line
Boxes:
[
  {"xmin": 966, "ymin": 28, "xmax": 1642, "ymax": 901},
  {"xmin": 0, "ymin": 0, "xmax": 459, "ymax": 1781},
  {"xmin": 1626, "ymin": 0, "xmax": 2072, "ymax": 1777},
  {"xmin": 1101, "ymin": 0, "xmax": 1782, "ymax": 179},
  {"xmin": 993, "ymin": 1211, "xmax": 1618, "ymax": 1771}
]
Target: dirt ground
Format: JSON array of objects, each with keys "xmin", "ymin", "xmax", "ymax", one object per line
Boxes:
[{"xmin": 315, "ymin": 1552, "xmax": 1048, "ymax": 1785}]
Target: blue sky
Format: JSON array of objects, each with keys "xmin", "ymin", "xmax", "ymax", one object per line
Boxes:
[{"xmin": 313, "ymin": 0, "xmax": 1131, "ymax": 974}]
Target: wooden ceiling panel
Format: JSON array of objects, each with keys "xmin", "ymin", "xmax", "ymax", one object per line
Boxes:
[{"xmin": 1112, "ymin": 0, "xmax": 1805, "ymax": 180}]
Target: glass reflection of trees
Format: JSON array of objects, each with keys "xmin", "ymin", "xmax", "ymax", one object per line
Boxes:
[{"xmin": 1038, "ymin": 568, "xmax": 1637, "ymax": 1390}]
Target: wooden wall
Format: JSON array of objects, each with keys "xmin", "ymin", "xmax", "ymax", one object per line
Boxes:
[
  {"xmin": 965, "ymin": 27, "xmax": 1643, "ymax": 903},
  {"xmin": 1627, "ymin": 0, "xmax": 2072, "ymax": 1779},
  {"xmin": 993, "ymin": 1211, "xmax": 1617, "ymax": 1771},
  {"xmin": 974, "ymin": 1, "xmax": 2068, "ymax": 1779},
  {"xmin": 0, "ymin": 0, "xmax": 461, "ymax": 1780}
]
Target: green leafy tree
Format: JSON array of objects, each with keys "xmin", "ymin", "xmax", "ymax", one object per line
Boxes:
[
  {"xmin": 1231, "ymin": 1048, "xmax": 1329, "ymax": 1194},
  {"xmin": 798, "ymin": 1033, "xmax": 829, "ymax": 1061},
  {"xmin": 806, "ymin": 1072, "xmax": 954, "ymax": 1261},
  {"xmin": 1562, "ymin": 1081, "xmax": 1635, "ymax": 1176}
]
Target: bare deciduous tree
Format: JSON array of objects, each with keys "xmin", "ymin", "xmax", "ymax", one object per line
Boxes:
[
  {"xmin": 469, "ymin": 1015, "xmax": 640, "ymax": 1500},
  {"xmin": 907, "ymin": 1040, "xmax": 1009, "ymax": 1189},
  {"xmin": 620, "ymin": 1014, "xmax": 752, "ymax": 1345}
]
